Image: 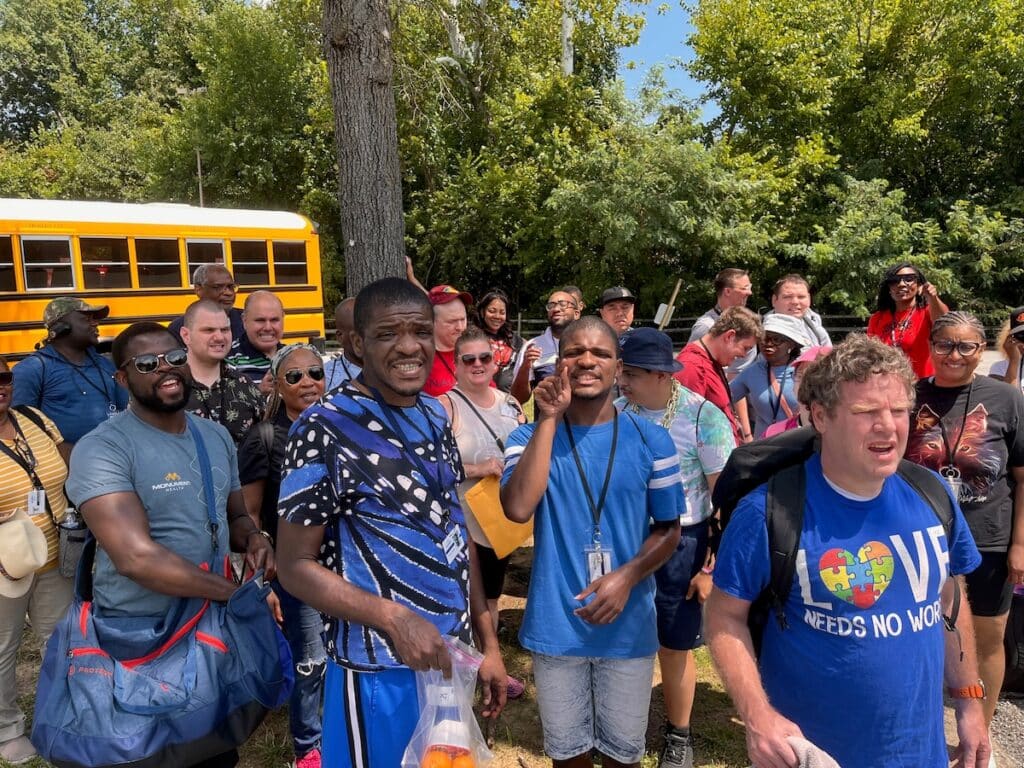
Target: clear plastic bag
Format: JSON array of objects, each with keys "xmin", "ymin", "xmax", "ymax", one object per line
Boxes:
[{"xmin": 401, "ymin": 637, "xmax": 494, "ymax": 768}]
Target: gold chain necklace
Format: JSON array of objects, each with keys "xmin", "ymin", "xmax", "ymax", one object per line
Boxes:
[{"xmin": 625, "ymin": 379, "xmax": 684, "ymax": 428}]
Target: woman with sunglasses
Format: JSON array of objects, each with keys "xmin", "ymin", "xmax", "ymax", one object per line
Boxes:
[
  {"xmin": 867, "ymin": 262, "xmax": 949, "ymax": 378},
  {"xmin": 439, "ymin": 327, "xmax": 526, "ymax": 697},
  {"xmin": 477, "ymin": 290, "xmax": 524, "ymax": 392},
  {"xmin": 0, "ymin": 357, "xmax": 74, "ymax": 764},
  {"xmin": 905, "ymin": 312, "xmax": 1024, "ymax": 733},
  {"xmin": 990, "ymin": 307, "xmax": 1024, "ymax": 393},
  {"xmin": 238, "ymin": 344, "xmax": 326, "ymax": 768}
]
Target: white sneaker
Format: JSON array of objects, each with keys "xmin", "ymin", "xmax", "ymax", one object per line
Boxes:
[{"xmin": 0, "ymin": 735, "xmax": 37, "ymax": 764}]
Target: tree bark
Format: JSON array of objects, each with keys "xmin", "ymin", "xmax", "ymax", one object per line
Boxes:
[
  {"xmin": 560, "ymin": 0, "xmax": 575, "ymax": 76},
  {"xmin": 323, "ymin": 0, "xmax": 406, "ymax": 296}
]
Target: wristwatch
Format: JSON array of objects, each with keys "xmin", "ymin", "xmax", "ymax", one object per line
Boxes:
[{"xmin": 947, "ymin": 680, "xmax": 986, "ymax": 700}]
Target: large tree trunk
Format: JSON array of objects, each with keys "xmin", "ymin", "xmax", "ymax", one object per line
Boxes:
[{"xmin": 323, "ymin": 0, "xmax": 406, "ymax": 296}]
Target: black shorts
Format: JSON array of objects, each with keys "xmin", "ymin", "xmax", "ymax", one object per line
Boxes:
[
  {"xmin": 965, "ymin": 551, "xmax": 1013, "ymax": 617},
  {"xmin": 473, "ymin": 541, "xmax": 510, "ymax": 601}
]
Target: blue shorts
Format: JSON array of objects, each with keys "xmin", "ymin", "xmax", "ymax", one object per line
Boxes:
[
  {"xmin": 532, "ymin": 653, "xmax": 655, "ymax": 763},
  {"xmin": 322, "ymin": 661, "xmax": 419, "ymax": 768},
  {"xmin": 654, "ymin": 522, "xmax": 709, "ymax": 651}
]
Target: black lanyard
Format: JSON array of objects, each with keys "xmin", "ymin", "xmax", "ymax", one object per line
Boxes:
[
  {"xmin": 562, "ymin": 413, "xmax": 618, "ymax": 531},
  {"xmin": 0, "ymin": 413, "xmax": 57, "ymax": 524},
  {"xmin": 936, "ymin": 378, "xmax": 975, "ymax": 470},
  {"xmin": 698, "ymin": 338, "xmax": 741, "ymax": 423}
]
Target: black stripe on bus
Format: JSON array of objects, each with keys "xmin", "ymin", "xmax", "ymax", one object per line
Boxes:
[
  {"xmin": 0, "ymin": 307, "xmax": 328, "ymax": 332},
  {"xmin": 0, "ymin": 284, "xmax": 318, "ymax": 301}
]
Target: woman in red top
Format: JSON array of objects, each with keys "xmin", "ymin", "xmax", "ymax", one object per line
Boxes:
[{"xmin": 866, "ymin": 262, "xmax": 948, "ymax": 378}]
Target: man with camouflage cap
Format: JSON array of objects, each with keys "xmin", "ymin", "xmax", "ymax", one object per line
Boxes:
[{"xmin": 13, "ymin": 297, "xmax": 129, "ymax": 446}]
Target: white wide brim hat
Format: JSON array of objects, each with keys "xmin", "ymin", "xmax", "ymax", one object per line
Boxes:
[{"xmin": 0, "ymin": 508, "xmax": 49, "ymax": 599}]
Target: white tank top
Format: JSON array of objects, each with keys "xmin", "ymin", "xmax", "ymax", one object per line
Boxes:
[{"xmin": 447, "ymin": 387, "xmax": 522, "ymax": 546}]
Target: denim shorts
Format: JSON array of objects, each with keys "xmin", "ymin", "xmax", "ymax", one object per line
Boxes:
[
  {"xmin": 532, "ymin": 652, "xmax": 656, "ymax": 763},
  {"xmin": 654, "ymin": 522, "xmax": 709, "ymax": 651}
]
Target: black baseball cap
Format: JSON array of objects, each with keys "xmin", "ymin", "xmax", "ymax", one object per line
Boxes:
[{"xmin": 598, "ymin": 286, "xmax": 637, "ymax": 307}]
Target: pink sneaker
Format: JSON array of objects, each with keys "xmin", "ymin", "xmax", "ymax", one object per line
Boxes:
[
  {"xmin": 295, "ymin": 748, "xmax": 322, "ymax": 768},
  {"xmin": 506, "ymin": 675, "xmax": 525, "ymax": 699}
]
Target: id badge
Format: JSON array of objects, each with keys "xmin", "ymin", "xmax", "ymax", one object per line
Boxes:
[
  {"xmin": 941, "ymin": 466, "xmax": 964, "ymax": 502},
  {"xmin": 442, "ymin": 525, "xmax": 465, "ymax": 565},
  {"xmin": 27, "ymin": 488, "xmax": 46, "ymax": 517},
  {"xmin": 585, "ymin": 546, "xmax": 612, "ymax": 583}
]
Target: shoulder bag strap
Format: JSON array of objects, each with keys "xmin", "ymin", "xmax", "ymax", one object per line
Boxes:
[
  {"xmin": 256, "ymin": 420, "xmax": 275, "ymax": 461},
  {"xmin": 764, "ymin": 462, "xmax": 807, "ymax": 631},
  {"xmin": 13, "ymin": 405, "xmax": 54, "ymax": 440},
  {"xmin": 186, "ymin": 417, "xmax": 221, "ymax": 564},
  {"xmin": 448, "ymin": 388, "xmax": 504, "ymax": 451}
]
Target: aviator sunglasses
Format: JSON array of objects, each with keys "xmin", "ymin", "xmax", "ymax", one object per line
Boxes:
[
  {"xmin": 459, "ymin": 352, "xmax": 493, "ymax": 365},
  {"xmin": 283, "ymin": 366, "xmax": 325, "ymax": 385},
  {"xmin": 120, "ymin": 348, "xmax": 189, "ymax": 374}
]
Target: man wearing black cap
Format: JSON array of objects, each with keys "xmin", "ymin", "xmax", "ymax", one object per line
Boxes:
[
  {"xmin": 616, "ymin": 329, "xmax": 735, "ymax": 768},
  {"xmin": 598, "ymin": 286, "xmax": 637, "ymax": 340},
  {"xmin": 13, "ymin": 297, "xmax": 129, "ymax": 446},
  {"xmin": 992, "ymin": 306, "xmax": 1024, "ymax": 392}
]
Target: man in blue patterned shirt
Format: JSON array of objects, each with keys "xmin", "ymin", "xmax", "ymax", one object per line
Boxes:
[{"xmin": 276, "ymin": 278, "xmax": 506, "ymax": 768}]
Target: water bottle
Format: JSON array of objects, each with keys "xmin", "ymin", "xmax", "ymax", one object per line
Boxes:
[
  {"xmin": 57, "ymin": 506, "xmax": 86, "ymax": 579},
  {"xmin": 60, "ymin": 507, "xmax": 83, "ymax": 530}
]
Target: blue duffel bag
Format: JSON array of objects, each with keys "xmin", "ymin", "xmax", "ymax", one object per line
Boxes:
[{"xmin": 31, "ymin": 538, "xmax": 293, "ymax": 768}]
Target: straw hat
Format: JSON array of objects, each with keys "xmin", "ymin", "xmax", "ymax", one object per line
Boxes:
[{"xmin": 0, "ymin": 508, "xmax": 48, "ymax": 599}]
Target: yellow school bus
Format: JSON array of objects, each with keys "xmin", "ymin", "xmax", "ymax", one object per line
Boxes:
[{"xmin": 0, "ymin": 198, "xmax": 326, "ymax": 359}]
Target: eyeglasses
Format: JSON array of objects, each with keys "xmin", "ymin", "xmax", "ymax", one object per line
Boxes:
[
  {"xmin": 886, "ymin": 274, "xmax": 921, "ymax": 286},
  {"xmin": 283, "ymin": 366, "xmax": 325, "ymax": 385},
  {"xmin": 931, "ymin": 340, "xmax": 984, "ymax": 356},
  {"xmin": 121, "ymin": 348, "xmax": 189, "ymax": 374},
  {"xmin": 545, "ymin": 300, "xmax": 578, "ymax": 311},
  {"xmin": 459, "ymin": 353, "xmax": 493, "ymax": 365},
  {"xmin": 0, "ymin": 371, "xmax": 12, "ymax": 386},
  {"xmin": 203, "ymin": 281, "xmax": 236, "ymax": 293}
]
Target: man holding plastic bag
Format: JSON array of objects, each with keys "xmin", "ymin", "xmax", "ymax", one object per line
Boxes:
[
  {"xmin": 277, "ymin": 279, "xmax": 507, "ymax": 768},
  {"xmin": 501, "ymin": 316, "xmax": 684, "ymax": 768}
]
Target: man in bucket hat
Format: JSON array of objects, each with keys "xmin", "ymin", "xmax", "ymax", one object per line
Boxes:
[
  {"xmin": 13, "ymin": 298, "xmax": 128, "ymax": 446},
  {"xmin": 616, "ymin": 328, "xmax": 735, "ymax": 768}
]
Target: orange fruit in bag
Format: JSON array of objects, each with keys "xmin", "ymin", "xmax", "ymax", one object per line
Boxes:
[
  {"xmin": 420, "ymin": 748, "xmax": 453, "ymax": 768},
  {"xmin": 452, "ymin": 753, "xmax": 475, "ymax": 768}
]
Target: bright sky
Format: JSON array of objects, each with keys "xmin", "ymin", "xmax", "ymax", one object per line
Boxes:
[{"xmin": 617, "ymin": 2, "xmax": 717, "ymax": 118}]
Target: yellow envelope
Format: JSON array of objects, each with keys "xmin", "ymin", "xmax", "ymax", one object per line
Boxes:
[{"xmin": 464, "ymin": 475, "xmax": 533, "ymax": 559}]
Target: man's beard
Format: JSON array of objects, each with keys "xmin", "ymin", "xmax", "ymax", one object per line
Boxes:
[{"xmin": 131, "ymin": 377, "xmax": 193, "ymax": 413}]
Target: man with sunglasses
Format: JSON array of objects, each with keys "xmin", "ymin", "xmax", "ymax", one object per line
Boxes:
[
  {"xmin": 168, "ymin": 264, "xmax": 246, "ymax": 344},
  {"xmin": 66, "ymin": 322, "xmax": 276, "ymax": 768},
  {"xmin": 510, "ymin": 289, "xmax": 580, "ymax": 404},
  {"xmin": 182, "ymin": 300, "xmax": 266, "ymax": 445},
  {"xmin": 13, "ymin": 297, "xmax": 130, "ymax": 447},
  {"xmin": 276, "ymin": 278, "xmax": 506, "ymax": 768}
]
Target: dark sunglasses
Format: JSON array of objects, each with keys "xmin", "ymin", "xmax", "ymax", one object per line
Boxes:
[
  {"xmin": 459, "ymin": 352, "xmax": 493, "ymax": 365},
  {"xmin": 121, "ymin": 348, "xmax": 189, "ymax": 374},
  {"xmin": 885, "ymin": 274, "xmax": 921, "ymax": 286},
  {"xmin": 1012, "ymin": 332, "xmax": 1024, "ymax": 344},
  {"xmin": 0, "ymin": 371, "xmax": 12, "ymax": 386},
  {"xmin": 283, "ymin": 366, "xmax": 325, "ymax": 385}
]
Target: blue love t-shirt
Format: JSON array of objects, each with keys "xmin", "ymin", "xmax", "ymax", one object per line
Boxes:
[
  {"xmin": 714, "ymin": 454, "xmax": 980, "ymax": 768},
  {"xmin": 502, "ymin": 413, "xmax": 685, "ymax": 659}
]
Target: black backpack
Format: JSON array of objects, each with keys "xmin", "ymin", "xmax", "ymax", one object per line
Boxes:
[{"xmin": 711, "ymin": 427, "xmax": 960, "ymax": 655}]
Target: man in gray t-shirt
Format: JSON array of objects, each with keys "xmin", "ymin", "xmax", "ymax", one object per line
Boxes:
[
  {"xmin": 689, "ymin": 268, "xmax": 757, "ymax": 377},
  {"xmin": 67, "ymin": 322, "xmax": 274, "ymax": 622}
]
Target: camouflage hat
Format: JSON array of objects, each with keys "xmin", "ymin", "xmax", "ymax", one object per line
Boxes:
[{"xmin": 43, "ymin": 297, "xmax": 110, "ymax": 328}]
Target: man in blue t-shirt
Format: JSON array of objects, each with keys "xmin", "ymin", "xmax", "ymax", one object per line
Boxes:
[
  {"xmin": 706, "ymin": 334, "xmax": 991, "ymax": 768},
  {"xmin": 275, "ymin": 278, "xmax": 506, "ymax": 768},
  {"xmin": 13, "ymin": 297, "xmax": 129, "ymax": 445},
  {"xmin": 501, "ymin": 316, "xmax": 684, "ymax": 768}
]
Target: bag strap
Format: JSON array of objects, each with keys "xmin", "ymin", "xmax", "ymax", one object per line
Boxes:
[
  {"xmin": 449, "ymin": 388, "xmax": 504, "ymax": 451},
  {"xmin": 13, "ymin": 405, "xmax": 54, "ymax": 440},
  {"xmin": 896, "ymin": 459, "xmax": 961, "ymax": 631},
  {"xmin": 763, "ymin": 462, "xmax": 806, "ymax": 632},
  {"xmin": 187, "ymin": 417, "xmax": 221, "ymax": 563},
  {"xmin": 0, "ymin": 410, "xmax": 59, "ymax": 526}
]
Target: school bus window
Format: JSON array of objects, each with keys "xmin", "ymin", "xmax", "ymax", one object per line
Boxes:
[
  {"xmin": 81, "ymin": 237, "xmax": 131, "ymax": 290},
  {"xmin": 136, "ymin": 238, "xmax": 182, "ymax": 288},
  {"xmin": 21, "ymin": 236, "xmax": 74, "ymax": 290},
  {"xmin": 230, "ymin": 240, "xmax": 269, "ymax": 286},
  {"xmin": 272, "ymin": 241, "xmax": 307, "ymax": 284},
  {"xmin": 186, "ymin": 240, "xmax": 224, "ymax": 280},
  {"xmin": 0, "ymin": 237, "xmax": 14, "ymax": 292}
]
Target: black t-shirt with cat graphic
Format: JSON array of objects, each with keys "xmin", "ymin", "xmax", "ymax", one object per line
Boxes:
[{"xmin": 908, "ymin": 375, "xmax": 1024, "ymax": 551}]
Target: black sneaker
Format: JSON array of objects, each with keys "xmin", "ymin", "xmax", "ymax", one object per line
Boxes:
[{"xmin": 659, "ymin": 728, "xmax": 694, "ymax": 768}]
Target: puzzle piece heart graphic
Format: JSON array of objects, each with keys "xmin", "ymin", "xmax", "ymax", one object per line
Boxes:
[{"xmin": 819, "ymin": 541, "xmax": 894, "ymax": 609}]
